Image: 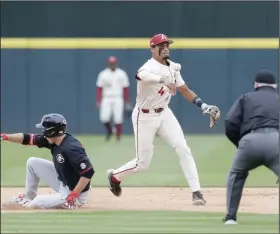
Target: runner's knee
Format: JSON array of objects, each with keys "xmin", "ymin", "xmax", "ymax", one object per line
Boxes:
[{"xmin": 26, "ymin": 157, "xmax": 39, "ymax": 168}]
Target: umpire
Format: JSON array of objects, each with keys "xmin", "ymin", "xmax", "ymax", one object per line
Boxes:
[{"xmin": 223, "ymin": 70, "xmax": 279, "ymax": 224}]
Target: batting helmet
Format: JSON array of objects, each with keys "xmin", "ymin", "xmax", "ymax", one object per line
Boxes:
[
  {"xmin": 36, "ymin": 113, "xmax": 67, "ymax": 138},
  {"xmin": 150, "ymin": 34, "xmax": 173, "ymax": 47}
]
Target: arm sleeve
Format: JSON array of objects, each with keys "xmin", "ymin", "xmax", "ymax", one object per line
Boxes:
[
  {"xmin": 96, "ymin": 73, "xmax": 104, "ymax": 87},
  {"xmin": 136, "ymin": 70, "xmax": 162, "ymax": 83},
  {"xmin": 175, "ymin": 71, "xmax": 185, "ymax": 87},
  {"xmin": 96, "ymin": 87, "xmax": 102, "ymax": 104},
  {"xmin": 224, "ymin": 96, "xmax": 244, "ymax": 147},
  {"xmin": 65, "ymin": 144, "xmax": 93, "ymax": 176},
  {"xmin": 33, "ymin": 135, "xmax": 53, "ymax": 149}
]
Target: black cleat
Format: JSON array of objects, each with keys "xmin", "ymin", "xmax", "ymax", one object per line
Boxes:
[
  {"xmin": 192, "ymin": 191, "xmax": 206, "ymax": 205},
  {"xmin": 107, "ymin": 169, "xmax": 122, "ymax": 197}
]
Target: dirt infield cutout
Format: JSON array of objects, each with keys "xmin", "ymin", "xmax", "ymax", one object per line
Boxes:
[{"xmin": 1, "ymin": 187, "xmax": 278, "ymax": 214}]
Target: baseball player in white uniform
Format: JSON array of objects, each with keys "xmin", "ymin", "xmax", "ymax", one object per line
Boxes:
[
  {"xmin": 107, "ymin": 34, "xmax": 220, "ymax": 205},
  {"xmin": 96, "ymin": 56, "xmax": 131, "ymax": 141}
]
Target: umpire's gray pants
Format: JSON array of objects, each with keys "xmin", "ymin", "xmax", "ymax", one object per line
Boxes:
[{"xmin": 226, "ymin": 128, "xmax": 279, "ymax": 221}]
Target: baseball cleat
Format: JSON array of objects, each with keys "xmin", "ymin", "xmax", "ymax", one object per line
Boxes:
[
  {"xmin": 192, "ymin": 191, "xmax": 206, "ymax": 205},
  {"xmin": 10, "ymin": 193, "xmax": 32, "ymax": 205},
  {"xmin": 107, "ymin": 169, "xmax": 122, "ymax": 197},
  {"xmin": 224, "ymin": 220, "xmax": 237, "ymax": 225}
]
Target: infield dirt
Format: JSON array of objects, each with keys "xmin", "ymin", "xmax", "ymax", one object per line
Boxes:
[{"xmin": 1, "ymin": 187, "xmax": 278, "ymax": 214}]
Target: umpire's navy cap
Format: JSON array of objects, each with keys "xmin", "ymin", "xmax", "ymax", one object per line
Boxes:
[{"xmin": 255, "ymin": 70, "xmax": 276, "ymax": 84}]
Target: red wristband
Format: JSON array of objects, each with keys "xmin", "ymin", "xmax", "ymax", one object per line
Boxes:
[
  {"xmin": 1, "ymin": 134, "xmax": 8, "ymax": 140},
  {"xmin": 71, "ymin": 191, "xmax": 79, "ymax": 197}
]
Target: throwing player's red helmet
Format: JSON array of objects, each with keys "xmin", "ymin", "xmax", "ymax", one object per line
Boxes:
[{"xmin": 150, "ymin": 34, "xmax": 173, "ymax": 47}]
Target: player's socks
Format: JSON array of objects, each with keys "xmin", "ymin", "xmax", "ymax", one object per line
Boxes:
[
  {"xmin": 111, "ymin": 175, "xmax": 121, "ymax": 184},
  {"xmin": 104, "ymin": 122, "xmax": 113, "ymax": 140},
  {"xmin": 115, "ymin": 124, "xmax": 122, "ymax": 140}
]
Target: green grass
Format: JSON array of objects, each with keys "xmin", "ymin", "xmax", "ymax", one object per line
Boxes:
[
  {"xmin": 1, "ymin": 135, "xmax": 277, "ymax": 187},
  {"xmin": 1, "ymin": 135, "xmax": 278, "ymax": 233},
  {"xmin": 1, "ymin": 211, "xmax": 278, "ymax": 233}
]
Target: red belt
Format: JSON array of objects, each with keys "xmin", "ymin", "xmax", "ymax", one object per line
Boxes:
[{"xmin": 141, "ymin": 108, "xmax": 164, "ymax": 113}]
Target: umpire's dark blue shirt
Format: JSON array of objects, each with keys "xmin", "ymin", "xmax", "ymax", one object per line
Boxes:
[
  {"xmin": 225, "ymin": 86, "xmax": 279, "ymax": 147},
  {"xmin": 33, "ymin": 133, "xmax": 92, "ymax": 192}
]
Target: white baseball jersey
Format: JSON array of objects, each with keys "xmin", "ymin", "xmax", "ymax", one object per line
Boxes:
[
  {"xmin": 136, "ymin": 58, "xmax": 185, "ymax": 109},
  {"xmin": 96, "ymin": 68, "xmax": 129, "ymax": 97}
]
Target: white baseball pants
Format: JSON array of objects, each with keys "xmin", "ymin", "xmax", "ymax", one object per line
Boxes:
[
  {"xmin": 100, "ymin": 97, "xmax": 124, "ymax": 124},
  {"xmin": 112, "ymin": 106, "xmax": 201, "ymax": 192},
  {"xmin": 23, "ymin": 157, "xmax": 89, "ymax": 209}
]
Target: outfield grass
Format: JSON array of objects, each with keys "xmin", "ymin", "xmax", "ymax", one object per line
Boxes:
[
  {"xmin": 1, "ymin": 135, "xmax": 276, "ymax": 187},
  {"xmin": 1, "ymin": 211, "xmax": 278, "ymax": 233}
]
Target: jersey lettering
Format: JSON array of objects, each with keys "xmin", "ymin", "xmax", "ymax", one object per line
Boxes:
[{"xmin": 161, "ymin": 34, "xmax": 167, "ymax": 40}]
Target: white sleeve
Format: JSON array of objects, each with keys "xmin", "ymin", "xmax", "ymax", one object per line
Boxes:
[
  {"xmin": 122, "ymin": 71, "xmax": 130, "ymax": 87},
  {"xmin": 96, "ymin": 73, "xmax": 104, "ymax": 87},
  {"xmin": 175, "ymin": 71, "xmax": 185, "ymax": 87},
  {"xmin": 137, "ymin": 70, "xmax": 162, "ymax": 83}
]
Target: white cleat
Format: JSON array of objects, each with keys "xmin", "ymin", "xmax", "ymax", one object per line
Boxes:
[
  {"xmin": 10, "ymin": 193, "xmax": 32, "ymax": 206},
  {"xmin": 224, "ymin": 220, "xmax": 237, "ymax": 225}
]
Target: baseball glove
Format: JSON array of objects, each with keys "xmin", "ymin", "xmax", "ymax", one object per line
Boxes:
[{"xmin": 202, "ymin": 105, "xmax": 221, "ymax": 128}]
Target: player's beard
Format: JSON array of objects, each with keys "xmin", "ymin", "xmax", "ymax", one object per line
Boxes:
[
  {"xmin": 163, "ymin": 54, "xmax": 169, "ymax": 60},
  {"xmin": 158, "ymin": 48, "xmax": 169, "ymax": 60}
]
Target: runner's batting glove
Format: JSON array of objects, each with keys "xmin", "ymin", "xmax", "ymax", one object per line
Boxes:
[
  {"xmin": 66, "ymin": 191, "xmax": 79, "ymax": 209},
  {"xmin": 0, "ymin": 134, "xmax": 8, "ymax": 141},
  {"xmin": 201, "ymin": 104, "xmax": 221, "ymax": 128}
]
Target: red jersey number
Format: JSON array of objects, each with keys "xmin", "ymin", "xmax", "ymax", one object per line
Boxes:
[{"xmin": 158, "ymin": 87, "xmax": 164, "ymax": 96}]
